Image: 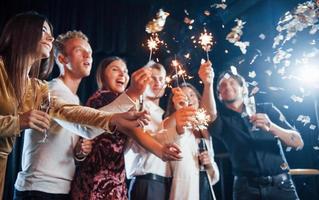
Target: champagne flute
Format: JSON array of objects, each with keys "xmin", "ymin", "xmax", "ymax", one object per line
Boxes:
[
  {"xmin": 245, "ymin": 96, "xmax": 259, "ymax": 131},
  {"xmin": 38, "ymin": 91, "xmax": 51, "ymax": 143}
]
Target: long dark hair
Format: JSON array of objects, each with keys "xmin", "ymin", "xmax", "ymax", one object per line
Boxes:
[
  {"xmin": 0, "ymin": 11, "xmax": 54, "ymax": 106},
  {"xmin": 165, "ymin": 82, "xmax": 202, "ymax": 118},
  {"xmin": 95, "ymin": 56, "xmax": 126, "ymax": 89}
]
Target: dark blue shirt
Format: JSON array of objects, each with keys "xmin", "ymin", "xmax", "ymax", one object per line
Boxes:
[{"xmin": 211, "ymin": 103, "xmax": 293, "ymax": 177}]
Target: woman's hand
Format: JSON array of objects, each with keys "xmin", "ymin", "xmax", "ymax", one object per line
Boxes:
[
  {"xmin": 19, "ymin": 110, "xmax": 50, "ymax": 132},
  {"xmin": 74, "ymin": 138, "xmax": 93, "ymax": 160},
  {"xmin": 161, "ymin": 143, "xmax": 182, "ymax": 161},
  {"xmin": 199, "ymin": 150, "xmax": 212, "ymax": 167},
  {"xmin": 172, "ymin": 87, "xmax": 188, "ymax": 110},
  {"xmin": 80, "ymin": 139, "xmax": 93, "ymax": 155},
  {"xmin": 175, "ymin": 106, "xmax": 197, "ymax": 134},
  {"xmin": 126, "ymin": 67, "xmax": 152, "ymax": 101}
]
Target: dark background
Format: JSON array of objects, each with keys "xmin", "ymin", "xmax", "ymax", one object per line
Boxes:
[{"xmin": 1, "ymin": 0, "xmax": 319, "ymax": 199}]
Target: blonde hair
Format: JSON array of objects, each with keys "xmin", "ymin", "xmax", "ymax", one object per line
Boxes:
[
  {"xmin": 149, "ymin": 62, "xmax": 166, "ymax": 76},
  {"xmin": 53, "ymin": 31, "xmax": 89, "ymax": 74}
]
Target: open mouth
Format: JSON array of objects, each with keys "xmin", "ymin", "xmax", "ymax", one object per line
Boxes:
[
  {"xmin": 83, "ymin": 61, "xmax": 91, "ymax": 67},
  {"xmin": 116, "ymin": 80, "xmax": 125, "ymax": 86}
]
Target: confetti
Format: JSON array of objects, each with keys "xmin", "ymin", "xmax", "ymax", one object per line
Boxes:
[
  {"xmin": 313, "ymin": 146, "xmax": 319, "ymax": 150},
  {"xmin": 259, "ymin": 33, "xmax": 266, "ymax": 40},
  {"xmin": 296, "ymin": 115, "xmax": 311, "ymax": 126},
  {"xmin": 248, "ymin": 71, "xmax": 256, "ymax": 78},
  {"xmin": 265, "ymin": 70, "xmax": 272, "ymax": 76},
  {"xmin": 269, "ymin": 86, "xmax": 284, "ymax": 91},
  {"xmin": 230, "ymin": 66, "xmax": 238, "ymax": 75},
  {"xmin": 204, "ymin": 10, "xmax": 211, "ymax": 16},
  {"xmin": 211, "ymin": 3, "xmax": 227, "ymax": 10},
  {"xmin": 309, "ymin": 124, "xmax": 316, "ymax": 130},
  {"xmin": 146, "ymin": 9, "xmax": 170, "ymax": 33},
  {"xmin": 290, "ymin": 95, "xmax": 304, "ymax": 103},
  {"xmin": 184, "ymin": 17, "xmax": 194, "ymax": 25}
]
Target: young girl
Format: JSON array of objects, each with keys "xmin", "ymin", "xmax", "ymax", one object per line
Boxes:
[{"xmin": 165, "ymin": 62, "xmax": 220, "ymax": 200}]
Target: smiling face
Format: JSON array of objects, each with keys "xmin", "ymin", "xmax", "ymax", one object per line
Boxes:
[
  {"xmin": 181, "ymin": 86, "xmax": 200, "ymax": 109},
  {"xmin": 146, "ymin": 67, "xmax": 166, "ymax": 99},
  {"xmin": 218, "ymin": 77, "xmax": 245, "ymax": 104},
  {"xmin": 37, "ymin": 21, "xmax": 54, "ymax": 59},
  {"xmin": 62, "ymin": 37, "xmax": 93, "ymax": 78},
  {"xmin": 103, "ymin": 59, "xmax": 129, "ymax": 93}
]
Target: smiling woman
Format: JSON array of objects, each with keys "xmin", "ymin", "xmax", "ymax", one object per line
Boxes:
[{"xmin": 0, "ymin": 11, "xmax": 55, "ymax": 198}]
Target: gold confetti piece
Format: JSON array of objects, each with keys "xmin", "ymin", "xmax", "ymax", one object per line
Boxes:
[{"xmin": 146, "ymin": 9, "xmax": 170, "ymax": 34}]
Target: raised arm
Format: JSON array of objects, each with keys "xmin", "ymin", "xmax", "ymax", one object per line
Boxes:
[{"xmin": 198, "ymin": 61, "xmax": 217, "ymax": 121}]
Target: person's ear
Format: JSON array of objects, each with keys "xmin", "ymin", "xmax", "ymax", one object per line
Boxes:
[{"xmin": 58, "ymin": 54, "xmax": 69, "ymax": 65}]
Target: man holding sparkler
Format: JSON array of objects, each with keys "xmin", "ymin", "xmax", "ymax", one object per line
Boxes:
[
  {"xmin": 210, "ymin": 66, "xmax": 304, "ymax": 200},
  {"xmin": 128, "ymin": 62, "xmax": 196, "ymax": 200}
]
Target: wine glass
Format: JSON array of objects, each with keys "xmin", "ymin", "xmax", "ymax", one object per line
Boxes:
[
  {"xmin": 245, "ymin": 96, "xmax": 259, "ymax": 131},
  {"xmin": 38, "ymin": 91, "xmax": 51, "ymax": 143}
]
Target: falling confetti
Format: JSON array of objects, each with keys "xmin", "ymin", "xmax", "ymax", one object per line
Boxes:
[
  {"xmin": 211, "ymin": 3, "xmax": 228, "ymax": 10},
  {"xmin": 269, "ymin": 86, "xmax": 285, "ymax": 91},
  {"xmin": 204, "ymin": 10, "xmax": 211, "ymax": 16},
  {"xmin": 309, "ymin": 124, "xmax": 316, "ymax": 130},
  {"xmin": 296, "ymin": 115, "xmax": 311, "ymax": 126},
  {"xmin": 291, "ymin": 95, "xmax": 304, "ymax": 103},
  {"xmin": 273, "ymin": 1, "xmax": 319, "ymax": 49},
  {"xmin": 146, "ymin": 9, "xmax": 170, "ymax": 33},
  {"xmin": 248, "ymin": 71, "xmax": 256, "ymax": 78},
  {"xmin": 230, "ymin": 66, "xmax": 238, "ymax": 75},
  {"xmin": 226, "ymin": 19, "xmax": 250, "ymax": 54},
  {"xmin": 259, "ymin": 33, "xmax": 266, "ymax": 40}
]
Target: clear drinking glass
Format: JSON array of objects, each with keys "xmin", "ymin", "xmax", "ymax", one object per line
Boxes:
[
  {"xmin": 245, "ymin": 96, "xmax": 259, "ymax": 131},
  {"xmin": 38, "ymin": 91, "xmax": 51, "ymax": 143}
]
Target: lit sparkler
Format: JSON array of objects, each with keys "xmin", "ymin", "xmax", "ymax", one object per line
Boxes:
[
  {"xmin": 171, "ymin": 58, "xmax": 188, "ymax": 87},
  {"xmin": 147, "ymin": 34, "xmax": 163, "ymax": 61},
  {"xmin": 199, "ymin": 29, "xmax": 213, "ymax": 61},
  {"xmin": 194, "ymin": 108, "xmax": 211, "ymax": 131}
]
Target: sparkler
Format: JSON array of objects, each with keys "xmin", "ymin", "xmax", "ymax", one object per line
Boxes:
[
  {"xmin": 171, "ymin": 58, "xmax": 188, "ymax": 87},
  {"xmin": 147, "ymin": 33, "xmax": 163, "ymax": 61},
  {"xmin": 199, "ymin": 29, "xmax": 213, "ymax": 61},
  {"xmin": 194, "ymin": 108, "xmax": 211, "ymax": 131}
]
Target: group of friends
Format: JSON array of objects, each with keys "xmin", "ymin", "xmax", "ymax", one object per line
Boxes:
[{"xmin": 0, "ymin": 11, "xmax": 304, "ymax": 200}]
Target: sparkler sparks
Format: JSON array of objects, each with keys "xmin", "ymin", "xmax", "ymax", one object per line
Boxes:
[
  {"xmin": 198, "ymin": 29, "xmax": 213, "ymax": 60},
  {"xmin": 170, "ymin": 59, "xmax": 191, "ymax": 87},
  {"xmin": 147, "ymin": 34, "xmax": 163, "ymax": 61},
  {"xmin": 194, "ymin": 108, "xmax": 211, "ymax": 131}
]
